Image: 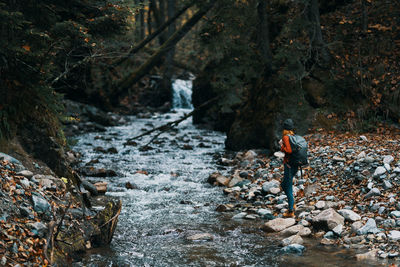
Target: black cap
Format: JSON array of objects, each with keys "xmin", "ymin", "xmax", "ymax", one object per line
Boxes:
[{"xmin": 283, "ymin": 119, "xmax": 294, "ymax": 130}]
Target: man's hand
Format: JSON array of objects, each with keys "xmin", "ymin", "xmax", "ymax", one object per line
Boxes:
[{"xmin": 279, "ymin": 139, "xmax": 283, "ymax": 147}]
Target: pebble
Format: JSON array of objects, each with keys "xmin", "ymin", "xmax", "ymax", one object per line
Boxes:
[{"xmin": 280, "ymin": 244, "xmax": 305, "ymax": 255}]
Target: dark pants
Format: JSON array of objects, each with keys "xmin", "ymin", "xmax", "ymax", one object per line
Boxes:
[{"xmin": 281, "ymin": 163, "xmax": 298, "ymax": 212}]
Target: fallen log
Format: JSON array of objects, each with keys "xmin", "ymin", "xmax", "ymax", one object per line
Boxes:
[{"xmin": 126, "ymin": 96, "xmax": 220, "ymax": 144}]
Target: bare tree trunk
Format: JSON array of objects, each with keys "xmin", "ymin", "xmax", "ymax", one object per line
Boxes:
[
  {"xmin": 361, "ymin": 0, "xmax": 367, "ymax": 35},
  {"xmin": 256, "ymin": 0, "xmax": 272, "ymax": 73},
  {"xmin": 147, "ymin": 3, "xmax": 152, "ymax": 35},
  {"xmin": 163, "ymin": 0, "xmax": 176, "ymax": 94},
  {"xmin": 305, "ymin": 0, "xmax": 330, "ymax": 63},
  {"xmin": 139, "ymin": 0, "xmax": 145, "ymax": 40},
  {"xmin": 111, "ymin": 1, "xmax": 215, "ymax": 104},
  {"xmin": 113, "ymin": 1, "xmax": 193, "ymax": 66}
]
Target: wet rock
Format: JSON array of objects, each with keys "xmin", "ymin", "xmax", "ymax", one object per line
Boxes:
[
  {"xmin": 262, "ymin": 218, "xmax": 296, "ymax": 232},
  {"xmin": 216, "ymin": 204, "xmax": 233, "ymax": 212},
  {"xmin": 232, "ymin": 212, "xmax": 247, "ymax": 220},
  {"xmin": 107, "ymin": 147, "xmax": 118, "ymax": 154},
  {"xmin": 338, "ymin": 209, "xmax": 361, "ymax": 222},
  {"xmin": 312, "ymin": 208, "xmax": 345, "ymax": 231},
  {"xmin": 280, "ymin": 244, "xmax": 305, "ymax": 255},
  {"xmin": 16, "ymin": 170, "xmax": 33, "ymax": 178},
  {"xmin": 356, "ymin": 249, "xmax": 378, "ymax": 261},
  {"xmin": 228, "ymin": 176, "xmax": 243, "ymax": 188},
  {"xmin": 357, "ymin": 218, "xmax": 380, "ymax": 235},
  {"xmin": 79, "ymin": 166, "xmax": 117, "ymax": 177},
  {"xmin": 81, "ymin": 180, "xmax": 98, "ymax": 196},
  {"xmin": 281, "ymin": 234, "xmax": 304, "ymax": 246},
  {"xmin": 216, "ymin": 175, "xmax": 230, "ymax": 187},
  {"xmin": 31, "ymin": 194, "xmax": 51, "ymax": 213},
  {"xmin": 387, "ymin": 230, "xmax": 400, "ymax": 241},
  {"xmin": 320, "ymin": 238, "xmax": 336, "ymax": 246},
  {"xmin": 280, "ymin": 225, "xmax": 310, "ymax": 237},
  {"xmin": 235, "ymin": 179, "xmax": 251, "ymax": 188},
  {"xmin": 364, "ymin": 188, "xmax": 381, "ymax": 199},
  {"xmin": 94, "ymin": 182, "xmax": 107, "ymax": 194}
]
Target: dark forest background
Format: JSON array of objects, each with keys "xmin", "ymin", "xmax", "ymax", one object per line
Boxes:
[{"xmin": 1, "ymin": 0, "xmax": 399, "ymax": 165}]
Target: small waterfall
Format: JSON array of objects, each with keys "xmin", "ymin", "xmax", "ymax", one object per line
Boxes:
[{"xmin": 172, "ymin": 76, "xmax": 194, "ymax": 109}]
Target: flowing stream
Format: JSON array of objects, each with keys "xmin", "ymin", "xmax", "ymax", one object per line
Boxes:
[{"xmin": 73, "ymin": 80, "xmax": 381, "ymax": 266}]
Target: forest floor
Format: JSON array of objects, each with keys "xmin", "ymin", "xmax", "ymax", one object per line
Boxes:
[{"xmin": 209, "ymin": 126, "xmax": 400, "ymax": 262}]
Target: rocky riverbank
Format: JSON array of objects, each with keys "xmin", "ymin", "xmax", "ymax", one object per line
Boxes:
[
  {"xmin": 209, "ymin": 129, "xmax": 400, "ymax": 263},
  {"xmin": 0, "ymin": 100, "xmax": 127, "ymax": 266}
]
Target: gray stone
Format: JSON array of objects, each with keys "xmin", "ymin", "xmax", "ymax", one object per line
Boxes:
[
  {"xmin": 315, "ymin": 200, "xmax": 326, "ymax": 209},
  {"xmin": 274, "ymin": 151, "xmax": 285, "ymax": 159},
  {"xmin": 257, "ymin": 208, "xmax": 272, "ymax": 217},
  {"xmin": 383, "ymin": 155, "xmax": 394, "ymax": 164},
  {"xmin": 364, "ymin": 188, "xmax": 381, "ymax": 199},
  {"xmin": 19, "ymin": 178, "xmax": 31, "ymax": 189},
  {"xmin": 262, "ymin": 180, "xmax": 280, "ymax": 194},
  {"xmin": 373, "ymin": 167, "xmax": 386, "ymax": 177},
  {"xmin": 394, "ymin": 167, "xmax": 400, "ymax": 173},
  {"xmin": 281, "ymin": 234, "xmax": 304, "ymax": 246},
  {"xmin": 31, "ymin": 194, "xmax": 51, "ymax": 213},
  {"xmin": 324, "ymin": 231, "xmax": 336, "ymax": 239},
  {"xmin": 280, "ymin": 244, "xmax": 305, "ymax": 255},
  {"xmin": 338, "ymin": 209, "xmax": 361, "ymax": 222},
  {"xmin": 357, "ymin": 218, "xmax": 381, "ymax": 235},
  {"xmin": 312, "ymin": 208, "xmax": 345, "ymax": 231},
  {"xmin": 332, "ymin": 224, "xmax": 343, "ymax": 236},
  {"xmin": 19, "ymin": 207, "xmax": 33, "ymax": 218},
  {"xmin": 359, "ymin": 135, "xmax": 368, "ymax": 141},
  {"xmin": 280, "ymin": 225, "xmax": 305, "ymax": 237},
  {"xmin": 333, "ymin": 156, "xmax": 346, "ymax": 162},
  {"xmin": 390, "ymin": 211, "xmax": 400, "ymax": 218},
  {"xmin": 28, "ymin": 222, "xmax": 47, "ymax": 237},
  {"xmin": 388, "ymin": 230, "xmax": 400, "ymax": 241},
  {"xmin": 16, "ymin": 170, "xmax": 33, "ymax": 178},
  {"xmin": 0, "ymin": 152, "xmax": 25, "ymax": 171},
  {"xmin": 383, "ymin": 180, "xmax": 392, "ymax": 189},
  {"xmin": 228, "ymin": 176, "xmax": 243, "ymax": 188},
  {"xmin": 382, "ymin": 219, "xmax": 396, "ymax": 228},
  {"xmin": 263, "ymin": 218, "xmax": 296, "ymax": 232},
  {"xmin": 384, "ymin": 163, "xmax": 391, "ymax": 171},
  {"xmin": 187, "ymin": 233, "xmax": 214, "ymax": 241},
  {"xmin": 269, "ymin": 187, "xmax": 281, "ymax": 194}
]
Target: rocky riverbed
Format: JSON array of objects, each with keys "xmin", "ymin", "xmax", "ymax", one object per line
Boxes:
[{"xmin": 209, "ymin": 129, "xmax": 400, "ymax": 263}]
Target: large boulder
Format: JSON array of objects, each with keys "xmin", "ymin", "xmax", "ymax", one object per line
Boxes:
[
  {"xmin": 338, "ymin": 209, "xmax": 361, "ymax": 222},
  {"xmin": 262, "ymin": 218, "xmax": 296, "ymax": 232},
  {"xmin": 312, "ymin": 208, "xmax": 344, "ymax": 231}
]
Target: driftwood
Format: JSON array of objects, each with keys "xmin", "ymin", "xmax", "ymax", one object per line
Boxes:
[{"xmin": 126, "ymin": 96, "xmax": 220, "ymax": 144}]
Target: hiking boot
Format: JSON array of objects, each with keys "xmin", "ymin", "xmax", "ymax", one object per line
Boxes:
[{"xmin": 283, "ymin": 211, "xmax": 295, "ymax": 218}]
